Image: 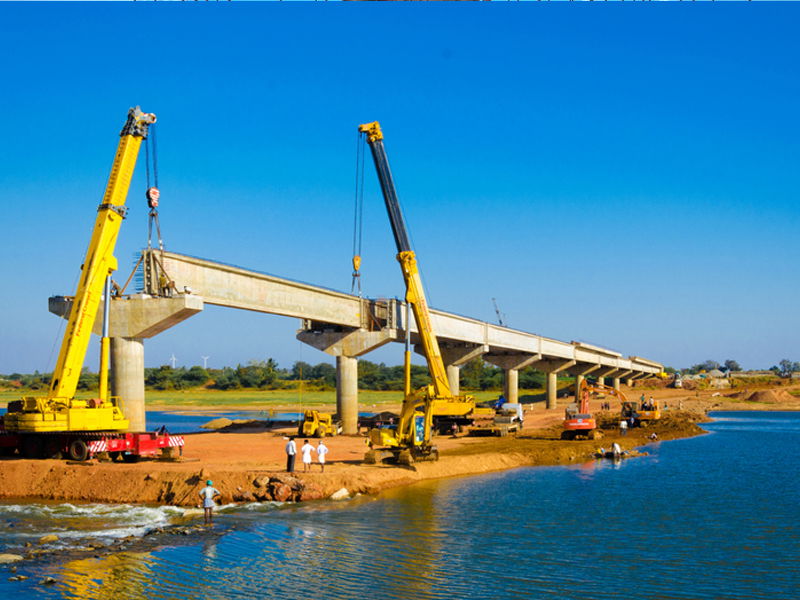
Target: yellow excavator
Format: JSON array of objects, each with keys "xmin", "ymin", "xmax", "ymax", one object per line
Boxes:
[
  {"xmin": 0, "ymin": 107, "xmax": 175, "ymax": 460},
  {"xmin": 358, "ymin": 121, "xmax": 476, "ymax": 465}
]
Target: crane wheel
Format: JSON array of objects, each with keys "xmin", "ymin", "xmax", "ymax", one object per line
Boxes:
[
  {"xmin": 122, "ymin": 453, "xmax": 140, "ymax": 463},
  {"xmin": 560, "ymin": 430, "xmax": 575, "ymax": 441},
  {"xmin": 68, "ymin": 439, "xmax": 89, "ymax": 462}
]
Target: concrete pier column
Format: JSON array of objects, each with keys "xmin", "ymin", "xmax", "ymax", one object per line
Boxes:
[
  {"xmin": 575, "ymin": 374, "xmax": 586, "ymax": 399},
  {"xmin": 484, "ymin": 353, "xmax": 542, "ymax": 406},
  {"xmin": 531, "ymin": 359, "xmax": 576, "ymax": 410},
  {"xmin": 546, "ymin": 372, "xmax": 558, "ymax": 410},
  {"xmin": 336, "ymin": 355, "xmax": 359, "ymax": 435},
  {"xmin": 572, "ymin": 364, "xmax": 601, "ymax": 399},
  {"xmin": 111, "ymin": 337, "xmax": 146, "ymax": 432},
  {"xmin": 446, "ymin": 364, "xmax": 461, "ymax": 396},
  {"xmin": 612, "ymin": 377, "xmax": 621, "ymax": 391},
  {"xmin": 504, "ymin": 369, "xmax": 519, "ymax": 404},
  {"xmin": 297, "ymin": 326, "xmax": 395, "ymax": 435}
]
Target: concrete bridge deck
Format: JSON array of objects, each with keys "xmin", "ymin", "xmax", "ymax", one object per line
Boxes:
[
  {"xmin": 51, "ymin": 249, "xmax": 661, "ymax": 433},
  {"xmin": 145, "ymin": 250, "xmax": 661, "ymax": 431}
]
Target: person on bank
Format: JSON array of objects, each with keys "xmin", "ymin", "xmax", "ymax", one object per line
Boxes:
[
  {"xmin": 285, "ymin": 436, "xmax": 297, "ymax": 473},
  {"xmin": 317, "ymin": 439, "xmax": 329, "ymax": 472},
  {"xmin": 199, "ymin": 480, "xmax": 221, "ymax": 525},
  {"xmin": 619, "ymin": 418, "xmax": 628, "ymax": 436},
  {"xmin": 301, "ymin": 439, "xmax": 315, "ymax": 472}
]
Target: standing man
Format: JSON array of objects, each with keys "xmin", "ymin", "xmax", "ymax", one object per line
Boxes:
[
  {"xmin": 285, "ymin": 436, "xmax": 297, "ymax": 473},
  {"xmin": 317, "ymin": 439, "xmax": 329, "ymax": 472},
  {"xmin": 199, "ymin": 480, "xmax": 221, "ymax": 525},
  {"xmin": 619, "ymin": 418, "xmax": 628, "ymax": 437},
  {"xmin": 301, "ymin": 439, "xmax": 315, "ymax": 472}
]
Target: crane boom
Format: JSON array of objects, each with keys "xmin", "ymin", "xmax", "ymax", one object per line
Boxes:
[
  {"xmin": 48, "ymin": 107, "xmax": 156, "ymax": 401},
  {"xmin": 358, "ymin": 121, "xmax": 451, "ymax": 398},
  {"xmin": 5, "ymin": 107, "xmax": 155, "ymax": 434}
]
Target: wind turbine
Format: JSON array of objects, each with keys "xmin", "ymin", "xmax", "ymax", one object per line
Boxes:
[
  {"xmin": 201, "ymin": 356, "xmax": 210, "ymax": 369},
  {"xmin": 169, "ymin": 353, "xmax": 177, "ymax": 369}
]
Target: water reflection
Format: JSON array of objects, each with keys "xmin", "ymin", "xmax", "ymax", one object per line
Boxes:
[{"xmin": 56, "ymin": 552, "xmax": 155, "ymax": 599}]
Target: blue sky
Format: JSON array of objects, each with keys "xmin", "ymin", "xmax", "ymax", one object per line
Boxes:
[{"xmin": 0, "ymin": 4, "xmax": 797, "ymax": 374}]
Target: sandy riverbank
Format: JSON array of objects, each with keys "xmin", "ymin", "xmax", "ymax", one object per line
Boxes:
[{"xmin": 0, "ymin": 384, "xmax": 796, "ymax": 507}]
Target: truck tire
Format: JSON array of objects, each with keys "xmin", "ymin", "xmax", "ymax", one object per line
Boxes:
[{"xmin": 68, "ymin": 439, "xmax": 89, "ymax": 462}]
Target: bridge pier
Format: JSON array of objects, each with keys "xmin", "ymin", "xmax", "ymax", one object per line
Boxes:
[
  {"xmin": 111, "ymin": 337, "xmax": 145, "ymax": 432},
  {"xmin": 297, "ymin": 327, "xmax": 395, "ymax": 434},
  {"xmin": 49, "ymin": 294, "xmax": 204, "ymax": 432},
  {"xmin": 572, "ymin": 364, "xmax": 601, "ymax": 402},
  {"xmin": 484, "ymin": 353, "xmax": 542, "ymax": 404},
  {"xmin": 535, "ymin": 359, "xmax": 576, "ymax": 409},
  {"xmin": 615, "ymin": 370, "xmax": 632, "ymax": 391},
  {"xmin": 336, "ymin": 356, "xmax": 359, "ymax": 435},
  {"xmin": 593, "ymin": 367, "xmax": 618, "ymax": 389}
]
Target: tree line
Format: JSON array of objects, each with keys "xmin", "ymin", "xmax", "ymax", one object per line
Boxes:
[{"xmin": 1, "ymin": 358, "xmax": 549, "ymax": 392}]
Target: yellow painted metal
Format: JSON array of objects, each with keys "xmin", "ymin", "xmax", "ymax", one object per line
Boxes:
[
  {"xmin": 397, "ymin": 250, "xmax": 452, "ymax": 398},
  {"xmin": 358, "ymin": 120, "xmax": 383, "ymax": 142},
  {"xmin": 4, "ymin": 107, "xmax": 155, "ymax": 434},
  {"xmin": 98, "ymin": 336, "xmax": 110, "ymax": 402},
  {"xmin": 359, "ymin": 121, "xmax": 477, "ymax": 459}
]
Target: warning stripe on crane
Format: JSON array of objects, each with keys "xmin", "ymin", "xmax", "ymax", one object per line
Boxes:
[{"xmin": 88, "ymin": 440, "xmax": 108, "ymax": 454}]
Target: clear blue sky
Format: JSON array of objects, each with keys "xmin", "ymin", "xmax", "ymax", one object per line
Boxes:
[{"xmin": 0, "ymin": 4, "xmax": 797, "ymax": 374}]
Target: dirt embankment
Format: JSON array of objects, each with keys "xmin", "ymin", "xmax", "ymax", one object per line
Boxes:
[{"xmin": 0, "ymin": 405, "xmax": 708, "ymax": 507}]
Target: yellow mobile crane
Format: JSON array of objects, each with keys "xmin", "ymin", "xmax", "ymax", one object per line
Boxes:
[
  {"xmin": 1, "ymin": 108, "xmax": 182, "ymax": 461},
  {"xmin": 359, "ymin": 121, "xmax": 476, "ymax": 465}
]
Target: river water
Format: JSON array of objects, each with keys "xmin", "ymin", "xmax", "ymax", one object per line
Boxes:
[{"xmin": 0, "ymin": 411, "xmax": 798, "ymax": 599}]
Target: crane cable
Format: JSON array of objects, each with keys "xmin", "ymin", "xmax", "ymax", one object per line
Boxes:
[
  {"xmin": 351, "ymin": 131, "xmax": 366, "ymax": 296},
  {"xmin": 144, "ymin": 124, "xmax": 164, "ymax": 251}
]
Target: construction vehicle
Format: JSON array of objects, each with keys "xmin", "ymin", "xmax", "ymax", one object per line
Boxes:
[
  {"xmin": 561, "ymin": 380, "xmax": 607, "ymax": 440},
  {"xmin": 621, "ymin": 395, "xmax": 662, "ymax": 426},
  {"xmin": 358, "ymin": 121, "xmax": 476, "ymax": 465},
  {"xmin": 467, "ymin": 403, "xmax": 523, "ymax": 437},
  {"xmin": 298, "ymin": 410, "xmax": 342, "ymax": 438},
  {"xmin": 0, "ymin": 107, "xmax": 183, "ymax": 461}
]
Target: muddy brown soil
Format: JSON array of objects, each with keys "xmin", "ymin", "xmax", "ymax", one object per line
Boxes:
[{"xmin": 0, "ymin": 383, "xmax": 794, "ymax": 507}]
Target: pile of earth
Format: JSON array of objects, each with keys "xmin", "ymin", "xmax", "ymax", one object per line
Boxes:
[{"xmin": 744, "ymin": 390, "xmax": 795, "ymax": 404}]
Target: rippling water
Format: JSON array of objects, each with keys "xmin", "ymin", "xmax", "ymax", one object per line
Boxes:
[{"xmin": 1, "ymin": 411, "xmax": 798, "ymax": 599}]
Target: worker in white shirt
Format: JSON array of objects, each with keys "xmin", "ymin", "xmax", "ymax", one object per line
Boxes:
[
  {"xmin": 285, "ymin": 437, "xmax": 297, "ymax": 473},
  {"xmin": 317, "ymin": 440, "xmax": 329, "ymax": 472},
  {"xmin": 301, "ymin": 439, "xmax": 315, "ymax": 472}
]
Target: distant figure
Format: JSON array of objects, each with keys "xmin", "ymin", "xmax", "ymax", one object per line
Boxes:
[
  {"xmin": 285, "ymin": 437, "xmax": 297, "ymax": 473},
  {"xmin": 317, "ymin": 440, "xmax": 329, "ymax": 472},
  {"xmin": 450, "ymin": 422, "xmax": 459, "ymax": 438},
  {"xmin": 619, "ymin": 419, "xmax": 628, "ymax": 436},
  {"xmin": 199, "ymin": 480, "xmax": 221, "ymax": 525},
  {"xmin": 301, "ymin": 439, "xmax": 315, "ymax": 472},
  {"xmin": 611, "ymin": 442, "xmax": 622, "ymax": 457}
]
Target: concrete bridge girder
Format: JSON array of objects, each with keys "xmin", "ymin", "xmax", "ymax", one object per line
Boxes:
[{"xmin": 49, "ymin": 294, "xmax": 204, "ymax": 432}]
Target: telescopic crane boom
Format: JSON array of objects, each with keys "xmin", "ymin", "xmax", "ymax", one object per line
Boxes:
[
  {"xmin": 359, "ymin": 121, "xmax": 475, "ymax": 464},
  {"xmin": 5, "ymin": 107, "xmax": 156, "ymax": 434}
]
